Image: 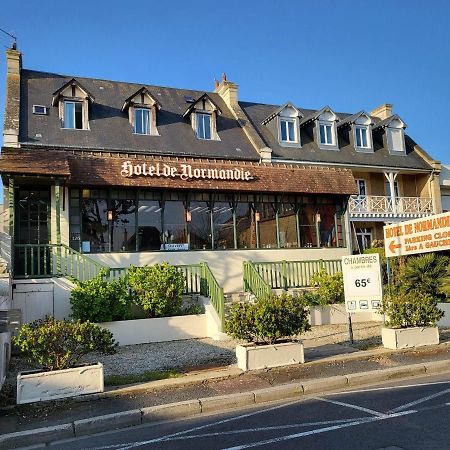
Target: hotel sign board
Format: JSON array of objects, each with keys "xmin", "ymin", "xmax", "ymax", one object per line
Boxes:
[
  {"xmin": 383, "ymin": 212, "xmax": 450, "ymax": 258},
  {"xmin": 120, "ymin": 161, "xmax": 254, "ymax": 182},
  {"xmin": 342, "ymin": 254, "xmax": 383, "ymax": 313}
]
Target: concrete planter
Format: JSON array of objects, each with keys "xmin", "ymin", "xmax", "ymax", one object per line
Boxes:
[
  {"xmin": 236, "ymin": 341, "xmax": 304, "ymax": 372},
  {"xmin": 437, "ymin": 303, "xmax": 450, "ymax": 327},
  {"xmin": 99, "ymin": 314, "xmax": 207, "ymax": 346},
  {"xmin": 381, "ymin": 326, "xmax": 439, "ymax": 350},
  {"xmin": 17, "ymin": 362, "xmax": 104, "ymax": 405}
]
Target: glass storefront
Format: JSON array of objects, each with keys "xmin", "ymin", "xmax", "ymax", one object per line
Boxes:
[{"xmin": 69, "ymin": 189, "xmax": 345, "ymax": 253}]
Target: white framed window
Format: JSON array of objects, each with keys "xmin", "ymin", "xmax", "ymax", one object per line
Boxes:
[
  {"xmin": 319, "ymin": 122, "xmax": 334, "ymax": 145},
  {"xmin": 279, "ymin": 118, "xmax": 297, "ymax": 143},
  {"xmin": 356, "ymin": 179, "xmax": 367, "ymax": 196},
  {"xmin": 63, "ymin": 101, "xmax": 83, "ymax": 129},
  {"xmin": 196, "ymin": 113, "xmax": 212, "ymax": 140},
  {"xmin": 355, "ymin": 126, "xmax": 369, "ymax": 148},
  {"xmin": 387, "ymin": 127, "xmax": 405, "ymax": 152},
  {"xmin": 356, "ymin": 227, "xmax": 372, "ymax": 251},
  {"xmin": 33, "ymin": 105, "xmax": 48, "ymax": 115},
  {"xmin": 134, "ymin": 108, "xmax": 151, "ymax": 135}
]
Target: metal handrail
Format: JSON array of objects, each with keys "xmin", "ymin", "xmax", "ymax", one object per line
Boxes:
[{"xmin": 243, "ymin": 260, "xmax": 272, "ymax": 299}]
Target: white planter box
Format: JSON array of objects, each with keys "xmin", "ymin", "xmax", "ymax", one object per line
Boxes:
[
  {"xmin": 236, "ymin": 341, "xmax": 304, "ymax": 372},
  {"xmin": 17, "ymin": 362, "xmax": 104, "ymax": 404},
  {"xmin": 437, "ymin": 303, "xmax": 450, "ymax": 327},
  {"xmin": 382, "ymin": 327, "xmax": 439, "ymax": 350},
  {"xmin": 309, "ymin": 304, "xmax": 382, "ymax": 326},
  {"xmin": 99, "ymin": 314, "xmax": 208, "ymax": 346}
]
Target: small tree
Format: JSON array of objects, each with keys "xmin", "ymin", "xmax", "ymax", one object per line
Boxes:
[
  {"xmin": 381, "ymin": 292, "xmax": 444, "ymax": 329},
  {"xmin": 308, "ymin": 269, "xmax": 344, "ymax": 305},
  {"xmin": 127, "ymin": 263, "xmax": 185, "ymax": 318},
  {"xmin": 226, "ymin": 293, "xmax": 310, "ymax": 344},
  {"xmin": 14, "ymin": 317, "xmax": 117, "ymax": 371},
  {"xmin": 70, "ymin": 269, "xmax": 132, "ymax": 322}
]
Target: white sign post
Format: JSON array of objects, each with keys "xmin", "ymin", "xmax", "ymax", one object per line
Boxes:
[
  {"xmin": 341, "ymin": 254, "xmax": 383, "ymax": 312},
  {"xmin": 341, "ymin": 253, "xmax": 383, "ymax": 343}
]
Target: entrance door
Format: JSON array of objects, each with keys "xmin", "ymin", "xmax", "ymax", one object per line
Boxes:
[{"xmin": 15, "ymin": 188, "xmax": 51, "ymax": 276}]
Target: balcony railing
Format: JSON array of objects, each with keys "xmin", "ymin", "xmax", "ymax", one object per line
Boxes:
[{"xmin": 349, "ymin": 195, "xmax": 434, "ymax": 216}]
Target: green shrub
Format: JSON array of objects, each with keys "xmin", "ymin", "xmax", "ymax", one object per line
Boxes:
[
  {"xmin": 70, "ymin": 269, "xmax": 132, "ymax": 322},
  {"xmin": 225, "ymin": 293, "xmax": 310, "ymax": 344},
  {"xmin": 308, "ymin": 269, "xmax": 344, "ymax": 305},
  {"xmin": 381, "ymin": 292, "xmax": 444, "ymax": 329},
  {"xmin": 14, "ymin": 316, "xmax": 117, "ymax": 371},
  {"xmin": 397, "ymin": 253, "xmax": 450, "ymax": 301},
  {"xmin": 127, "ymin": 263, "xmax": 185, "ymax": 318}
]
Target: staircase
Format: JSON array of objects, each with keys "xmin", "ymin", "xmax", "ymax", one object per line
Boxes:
[{"xmin": 224, "ymin": 291, "xmax": 254, "ymax": 317}]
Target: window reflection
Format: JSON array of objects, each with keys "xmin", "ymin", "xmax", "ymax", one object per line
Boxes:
[
  {"xmin": 298, "ymin": 205, "xmax": 317, "ymax": 248},
  {"xmin": 318, "ymin": 204, "xmax": 337, "ymax": 247},
  {"xmin": 259, "ymin": 203, "xmax": 277, "ymax": 248},
  {"xmin": 278, "ymin": 203, "xmax": 298, "ymax": 248},
  {"xmin": 81, "ymin": 199, "xmax": 108, "ymax": 253},
  {"xmin": 212, "ymin": 202, "xmax": 234, "ymax": 249},
  {"xmin": 110, "ymin": 199, "xmax": 137, "ymax": 252},
  {"xmin": 163, "ymin": 201, "xmax": 187, "ymax": 249},
  {"xmin": 189, "ymin": 201, "xmax": 211, "ymax": 250},
  {"xmin": 236, "ymin": 203, "xmax": 256, "ymax": 249},
  {"xmin": 138, "ymin": 200, "xmax": 162, "ymax": 251}
]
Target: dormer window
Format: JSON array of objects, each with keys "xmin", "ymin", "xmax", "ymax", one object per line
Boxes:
[
  {"xmin": 64, "ymin": 101, "xmax": 83, "ymax": 129},
  {"xmin": 355, "ymin": 126, "xmax": 368, "ymax": 148},
  {"xmin": 261, "ymin": 103, "xmax": 302, "ymax": 147},
  {"xmin": 319, "ymin": 121, "xmax": 334, "ymax": 146},
  {"xmin": 183, "ymin": 93, "xmax": 222, "ymax": 141},
  {"xmin": 52, "ymin": 79, "xmax": 94, "ymax": 131},
  {"xmin": 196, "ymin": 113, "xmax": 212, "ymax": 140},
  {"xmin": 387, "ymin": 127, "xmax": 405, "ymax": 152},
  {"xmin": 134, "ymin": 108, "xmax": 151, "ymax": 135},
  {"xmin": 280, "ymin": 118, "xmax": 296, "ymax": 143},
  {"xmin": 372, "ymin": 115, "xmax": 407, "ymax": 155},
  {"xmin": 122, "ymin": 87, "xmax": 161, "ymax": 136}
]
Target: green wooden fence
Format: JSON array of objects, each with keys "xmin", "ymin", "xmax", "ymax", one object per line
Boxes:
[
  {"xmin": 13, "ymin": 244, "xmax": 224, "ymax": 328},
  {"xmin": 251, "ymin": 259, "xmax": 342, "ymax": 290},
  {"xmin": 243, "ymin": 260, "xmax": 272, "ymax": 299}
]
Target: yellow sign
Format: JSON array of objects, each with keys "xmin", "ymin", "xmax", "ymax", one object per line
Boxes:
[{"xmin": 383, "ymin": 212, "xmax": 450, "ymax": 257}]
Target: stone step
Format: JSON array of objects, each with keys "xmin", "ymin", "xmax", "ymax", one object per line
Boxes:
[{"xmin": 224, "ymin": 291, "xmax": 253, "ymax": 304}]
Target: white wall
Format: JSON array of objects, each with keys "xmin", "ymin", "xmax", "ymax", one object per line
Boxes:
[
  {"xmin": 0, "ymin": 331, "xmax": 10, "ymax": 388},
  {"xmin": 90, "ymin": 248, "xmax": 349, "ymax": 293},
  {"xmin": 12, "ymin": 278, "xmax": 75, "ymax": 323}
]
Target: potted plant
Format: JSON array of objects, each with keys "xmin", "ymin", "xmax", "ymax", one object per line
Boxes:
[
  {"xmin": 226, "ymin": 292, "xmax": 310, "ymax": 371},
  {"xmin": 380, "ymin": 291, "xmax": 444, "ymax": 349},
  {"xmin": 14, "ymin": 316, "xmax": 117, "ymax": 404}
]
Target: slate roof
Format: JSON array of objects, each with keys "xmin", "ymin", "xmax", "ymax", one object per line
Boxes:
[
  {"xmin": 19, "ymin": 70, "xmax": 260, "ymax": 161},
  {"xmin": 240, "ymin": 102, "xmax": 433, "ymax": 171}
]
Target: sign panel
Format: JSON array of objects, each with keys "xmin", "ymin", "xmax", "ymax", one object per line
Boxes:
[
  {"xmin": 383, "ymin": 211, "xmax": 450, "ymax": 258},
  {"xmin": 341, "ymin": 254, "xmax": 383, "ymax": 313}
]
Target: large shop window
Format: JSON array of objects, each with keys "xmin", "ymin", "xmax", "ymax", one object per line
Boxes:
[{"xmin": 69, "ymin": 190, "xmax": 345, "ymax": 253}]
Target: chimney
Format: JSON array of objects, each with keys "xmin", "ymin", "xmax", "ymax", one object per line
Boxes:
[
  {"xmin": 214, "ymin": 73, "xmax": 272, "ymax": 162},
  {"xmin": 3, "ymin": 46, "xmax": 22, "ymax": 147},
  {"xmin": 215, "ymin": 72, "xmax": 238, "ymax": 108},
  {"xmin": 370, "ymin": 103, "xmax": 393, "ymax": 120}
]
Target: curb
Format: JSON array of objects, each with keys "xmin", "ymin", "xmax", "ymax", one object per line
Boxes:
[{"xmin": 2, "ymin": 359, "xmax": 449, "ymax": 448}]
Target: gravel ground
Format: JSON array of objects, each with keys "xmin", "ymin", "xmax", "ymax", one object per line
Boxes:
[{"xmin": 81, "ymin": 321, "xmax": 384, "ymax": 376}]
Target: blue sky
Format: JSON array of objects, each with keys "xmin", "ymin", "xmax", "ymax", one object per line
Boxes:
[{"xmin": 1, "ymin": 0, "xmax": 449, "ymax": 165}]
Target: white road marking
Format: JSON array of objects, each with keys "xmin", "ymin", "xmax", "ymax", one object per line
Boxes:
[
  {"xmin": 325, "ymin": 379, "xmax": 450, "ymax": 396},
  {"xmin": 388, "ymin": 388, "xmax": 450, "ymax": 413},
  {"xmin": 222, "ymin": 410, "xmax": 416, "ymax": 450},
  {"xmin": 313, "ymin": 396, "xmax": 387, "ymax": 418},
  {"xmin": 115, "ymin": 398, "xmax": 305, "ymax": 450}
]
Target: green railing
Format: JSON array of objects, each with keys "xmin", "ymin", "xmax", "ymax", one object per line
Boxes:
[
  {"xmin": 14, "ymin": 244, "xmax": 107, "ymax": 282},
  {"xmin": 252, "ymin": 259, "xmax": 342, "ymax": 290},
  {"xmin": 109, "ymin": 264, "xmax": 203, "ymax": 295},
  {"xmin": 243, "ymin": 261, "xmax": 272, "ymax": 299},
  {"xmin": 200, "ymin": 262, "xmax": 225, "ymax": 331},
  {"xmin": 14, "ymin": 244, "xmax": 224, "ymax": 326}
]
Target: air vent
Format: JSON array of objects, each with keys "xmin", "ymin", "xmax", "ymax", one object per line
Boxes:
[
  {"xmin": 184, "ymin": 96, "xmax": 195, "ymax": 103},
  {"xmin": 33, "ymin": 105, "xmax": 48, "ymax": 115}
]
